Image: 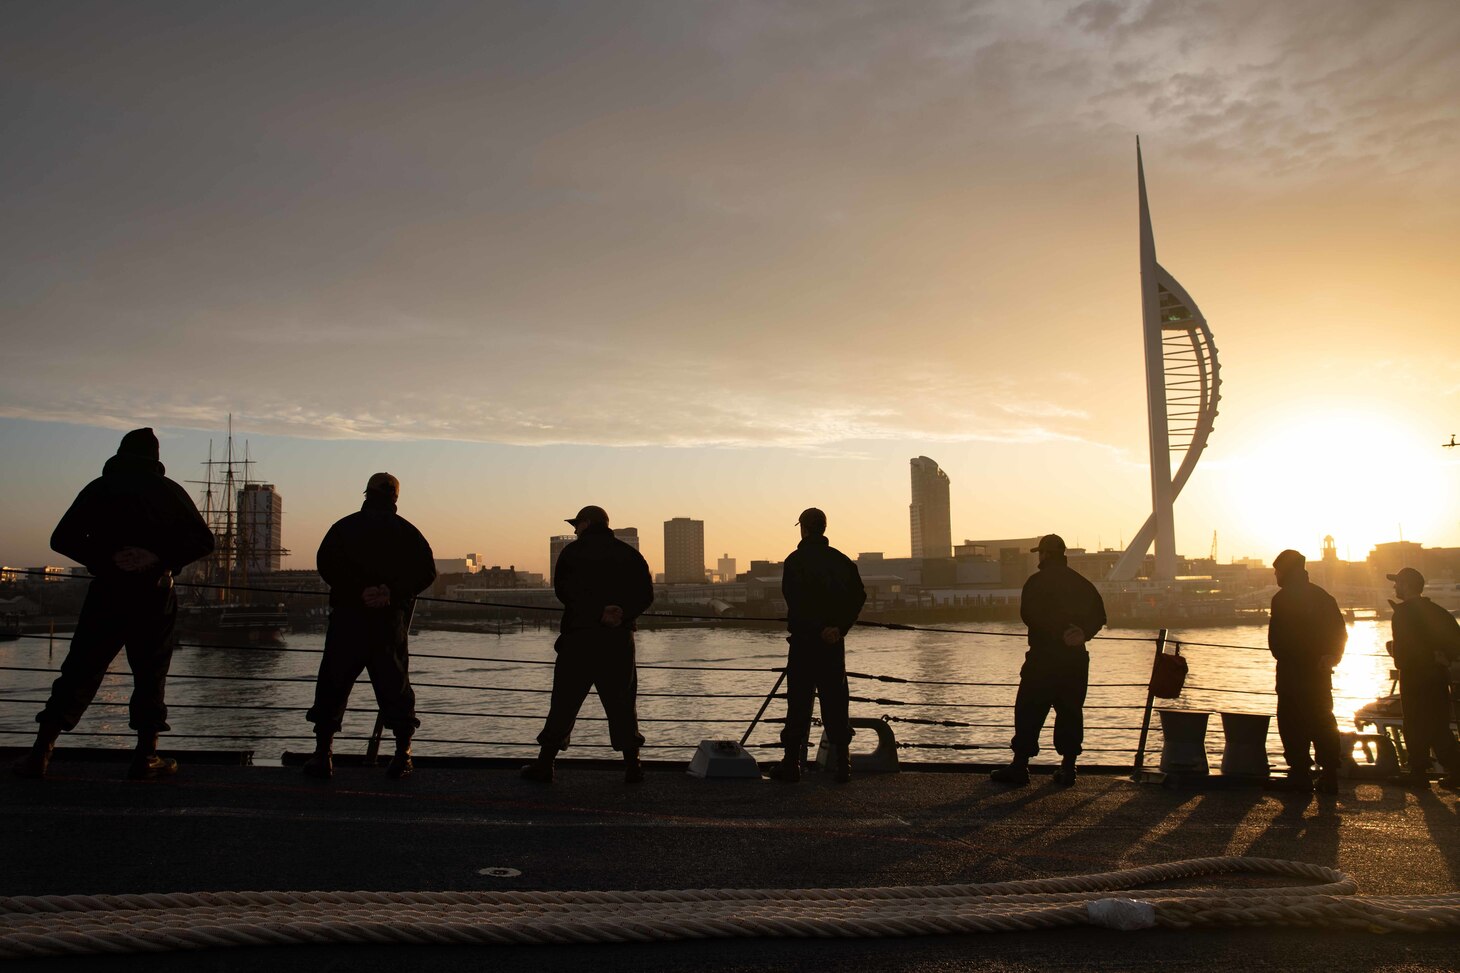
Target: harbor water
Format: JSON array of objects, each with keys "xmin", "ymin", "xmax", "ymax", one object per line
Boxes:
[{"xmin": 0, "ymin": 620, "xmax": 1397, "ymax": 764}]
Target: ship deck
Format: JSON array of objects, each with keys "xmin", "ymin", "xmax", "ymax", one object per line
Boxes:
[{"xmin": 4, "ymin": 755, "xmax": 1459, "ymax": 971}]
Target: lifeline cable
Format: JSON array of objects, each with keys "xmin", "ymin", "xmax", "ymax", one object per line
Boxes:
[{"xmin": 2, "ymin": 857, "xmax": 1457, "ymax": 958}]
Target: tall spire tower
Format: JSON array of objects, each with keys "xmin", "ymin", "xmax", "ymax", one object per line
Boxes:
[{"xmin": 1109, "ymin": 142, "xmax": 1222, "ymax": 582}]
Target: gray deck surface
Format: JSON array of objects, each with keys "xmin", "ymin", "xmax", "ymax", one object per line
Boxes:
[{"xmin": 3, "ymin": 756, "xmax": 1458, "ymax": 971}]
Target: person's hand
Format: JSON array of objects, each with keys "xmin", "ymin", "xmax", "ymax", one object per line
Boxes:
[
  {"xmin": 113, "ymin": 547, "xmax": 160, "ymax": 572},
  {"xmin": 1062, "ymin": 625, "xmax": 1085, "ymax": 648},
  {"xmin": 820, "ymin": 626, "xmax": 841, "ymax": 645},
  {"xmin": 601, "ymin": 605, "xmax": 624, "ymax": 628},
  {"xmin": 362, "ymin": 585, "xmax": 392, "ymax": 608}
]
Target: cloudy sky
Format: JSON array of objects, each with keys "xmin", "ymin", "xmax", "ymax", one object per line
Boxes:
[{"xmin": 3, "ymin": 1, "xmax": 1457, "ymax": 575}]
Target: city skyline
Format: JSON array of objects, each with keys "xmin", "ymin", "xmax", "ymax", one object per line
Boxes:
[{"xmin": 2, "ymin": 4, "xmax": 1457, "ymax": 576}]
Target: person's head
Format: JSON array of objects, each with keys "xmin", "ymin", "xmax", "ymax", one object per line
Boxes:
[
  {"xmin": 1272, "ymin": 549, "xmax": 1306, "ymax": 587},
  {"xmin": 566, "ymin": 505, "xmax": 609, "ymax": 537},
  {"xmin": 1031, "ymin": 533, "xmax": 1066, "ymax": 566},
  {"xmin": 117, "ymin": 427, "xmax": 160, "ymax": 463},
  {"xmin": 1388, "ymin": 567, "xmax": 1425, "ymax": 601},
  {"xmin": 364, "ymin": 472, "xmax": 400, "ymax": 503},
  {"xmin": 797, "ymin": 507, "xmax": 827, "ymax": 539}
]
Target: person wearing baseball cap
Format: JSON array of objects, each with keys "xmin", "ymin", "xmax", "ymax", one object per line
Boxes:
[
  {"xmin": 521, "ymin": 504, "xmax": 654, "ymax": 784},
  {"xmin": 765, "ymin": 507, "xmax": 866, "ymax": 784},
  {"xmin": 989, "ymin": 534, "xmax": 1106, "ymax": 788},
  {"xmin": 304, "ymin": 473, "xmax": 436, "ymax": 781},
  {"xmin": 1266, "ymin": 548, "xmax": 1347, "ymax": 794},
  {"xmin": 1386, "ymin": 567, "xmax": 1460, "ymax": 788},
  {"xmin": 13, "ymin": 428, "xmax": 215, "ymax": 781}
]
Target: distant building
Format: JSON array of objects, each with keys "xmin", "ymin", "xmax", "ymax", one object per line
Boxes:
[
  {"xmin": 236, "ymin": 483, "xmax": 283, "ymax": 576},
  {"xmin": 548, "ymin": 535, "xmax": 574, "ymax": 584},
  {"xmin": 909, "ymin": 456, "xmax": 952, "ymax": 559},
  {"xmin": 434, "ymin": 557, "xmax": 477, "ymax": 575},
  {"xmin": 663, "ymin": 517, "xmax": 705, "ymax": 584},
  {"xmin": 717, "ymin": 554, "xmax": 736, "ymax": 584},
  {"xmin": 476, "ymin": 565, "xmax": 520, "ymax": 588},
  {"xmin": 614, "ymin": 527, "xmax": 640, "ymax": 551}
]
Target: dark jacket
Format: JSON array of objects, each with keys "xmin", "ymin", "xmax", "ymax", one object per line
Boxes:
[
  {"xmin": 50, "ymin": 453, "xmax": 214, "ymax": 583},
  {"xmin": 782, "ymin": 535, "xmax": 866, "ymax": 638},
  {"xmin": 317, "ymin": 496, "xmax": 436, "ymax": 612},
  {"xmin": 1268, "ymin": 573, "xmax": 1346, "ymax": 671},
  {"xmin": 554, "ymin": 524, "xmax": 654, "ymax": 637},
  {"xmin": 1020, "ymin": 556, "xmax": 1107, "ymax": 654},
  {"xmin": 1391, "ymin": 596, "xmax": 1460, "ymax": 675}
]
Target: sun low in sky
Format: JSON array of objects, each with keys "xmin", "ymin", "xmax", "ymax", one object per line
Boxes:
[{"xmin": 1, "ymin": 2, "xmax": 1456, "ymax": 575}]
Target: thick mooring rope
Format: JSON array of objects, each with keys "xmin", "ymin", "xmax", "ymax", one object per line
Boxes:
[{"xmin": 2, "ymin": 857, "xmax": 1457, "ymax": 957}]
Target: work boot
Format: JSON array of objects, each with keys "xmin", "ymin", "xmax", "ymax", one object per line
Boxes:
[
  {"xmin": 623, "ymin": 750, "xmax": 645, "ymax": 784},
  {"xmin": 11, "ymin": 746, "xmax": 52, "ymax": 780},
  {"xmin": 1437, "ymin": 773, "xmax": 1460, "ymax": 790},
  {"xmin": 1314, "ymin": 767, "xmax": 1340, "ymax": 795},
  {"xmin": 127, "ymin": 732, "xmax": 178, "ymax": 780},
  {"xmin": 833, "ymin": 744, "xmax": 852, "ymax": 784},
  {"xmin": 989, "ymin": 759, "xmax": 1030, "ymax": 786},
  {"xmin": 766, "ymin": 754, "xmax": 801, "ymax": 782},
  {"xmin": 12, "ymin": 722, "xmax": 62, "ymax": 779},
  {"xmin": 1053, "ymin": 758, "xmax": 1078, "ymax": 788},
  {"xmin": 1392, "ymin": 771, "xmax": 1432, "ymax": 789},
  {"xmin": 303, "ymin": 730, "xmax": 334, "ymax": 779},
  {"xmin": 385, "ymin": 736, "xmax": 413, "ymax": 780},
  {"xmin": 520, "ymin": 747, "xmax": 555, "ymax": 783}
]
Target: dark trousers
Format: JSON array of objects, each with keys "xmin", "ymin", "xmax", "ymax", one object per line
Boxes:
[
  {"xmin": 1009, "ymin": 651, "xmax": 1088, "ymax": 759},
  {"xmin": 1276, "ymin": 667, "xmax": 1340, "ymax": 774},
  {"xmin": 536, "ymin": 636, "xmax": 644, "ymax": 753},
  {"xmin": 779, "ymin": 634, "xmax": 852, "ymax": 752},
  {"xmin": 39, "ymin": 579, "xmax": 176, "ymax": 734},
  {"xmin": 307, "ymin": 609, "xmax": 418, "ymax": 736},
  {"xmin": 1400, "ymin": 674, "xmax": 1460, "ymax": 772}
]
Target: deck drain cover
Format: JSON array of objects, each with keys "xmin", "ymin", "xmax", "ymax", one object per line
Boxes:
[{"xmin": 478, "ymin": 867, "xmax": 522, "ymax": 877}]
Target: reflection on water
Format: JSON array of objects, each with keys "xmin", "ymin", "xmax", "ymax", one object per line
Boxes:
[{"xmin": 0, "ymin": 621, "xmax": 1398, "ymax": 763}]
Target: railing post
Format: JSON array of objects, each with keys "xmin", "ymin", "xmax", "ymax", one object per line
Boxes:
[
  {"xmin": 1131, "ymin": 628, "xmax": 1167, "ymax": 780},
  {"xmin": 740, "ymin": 669, "xmax": 787, "ymax": 748}
]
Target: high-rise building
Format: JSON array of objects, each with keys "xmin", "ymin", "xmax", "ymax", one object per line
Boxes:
[
  {"xmin": 909, "ymin": 456, "xmax": 951, "ymax": 559},
  {"xmin": 548, "ymin": 534, "xmax": 574, "ymax": 584},
  {"xmin": 663, "ymin": 517, "xmax": 705, "ymax": 584},
  {"xmin": 236, "ymin": 483, "xmax": 283, "ymax": 576},
  {"xmin": 613, "ymin": 527, "xmax": 640, "ymax": 551},
  {"xmin": 1109, "ymin": 144, "xmax": 1222, "ymax": 582},
  {"xmin": 717, "ymin": 554, "xmax": 737, "ymax": 583}
]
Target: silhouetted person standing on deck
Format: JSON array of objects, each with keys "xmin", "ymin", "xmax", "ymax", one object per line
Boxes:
[
  {"xmin": 13, "ymin": 428, "xmax": 214, "ymax": 781},
  {"xmin": 766, "ymin": 508, "xmax": 866, "ymax": 784},
  {"xmin": 1386, "ymin": 567, "xmax": 1460, "ymax": 789},
  {"xmin": 991, "ymin": 534, "xmax": 1106, "ymax": 788},
  {"xmin": 305, "ymin": 473, "xmax": 435, "ymax": 780},
  {"xmin": 1267, "ymin": 548, "xmax": 1346, "ymax": 794},
  {"xmin": 522, "ymin": 505, "xmax": 654, "ymax": 784}
]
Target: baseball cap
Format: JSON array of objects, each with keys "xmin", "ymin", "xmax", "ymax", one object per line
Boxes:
[
  {"xmin": 364, "ymin": 472, "xmax": 399, "ymax": 499},
  {"xmin": 1387, "ymin": 567, "xmax": 1425, "ymax": 589},
  {"xmin": 796, "ymin": 507, "xmax": 827, "ymax": 533},
  {"xmin": 1031, "ymin": 534, "xmax": 1066, "ymax": 555},
  {"xmin": 566, "ymin": 505, "xmax": 609, "ymax": 527}
]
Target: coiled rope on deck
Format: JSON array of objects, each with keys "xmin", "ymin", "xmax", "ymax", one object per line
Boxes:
[{"xmin": 2, "ymin": 857, "xmax": 1457, "ymax": 957}]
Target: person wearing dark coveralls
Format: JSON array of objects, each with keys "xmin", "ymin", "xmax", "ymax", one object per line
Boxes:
[
  {"xmin": 521, "ymin": 505, "xmax": 655, "ymax": 784},
  {"xmin": 304, "ymin": 472, "xmax": 436, "ymax": 780},
  {"xmin": 1386, "ymin": 566, "xmax": 1460, "ymax": 789},
  {"xmin": 13, "ymin": 428, "xmax": 214, "ymax": 781},
  {"xmin": 991, "ymin": 534, "xmax": 1106, "ymax": 788},
  {"xmin": 766, "ymin": 507, "xmax": 867, "ymax": 784},
  {"xmin": 1267, "ymin": 548, "xmax": 1347, "ymax": 794}
]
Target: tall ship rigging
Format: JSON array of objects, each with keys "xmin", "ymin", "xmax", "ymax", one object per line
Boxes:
[{"xmin": 176, "ymin": 418, "xmax": 290, "ymax": 642}]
